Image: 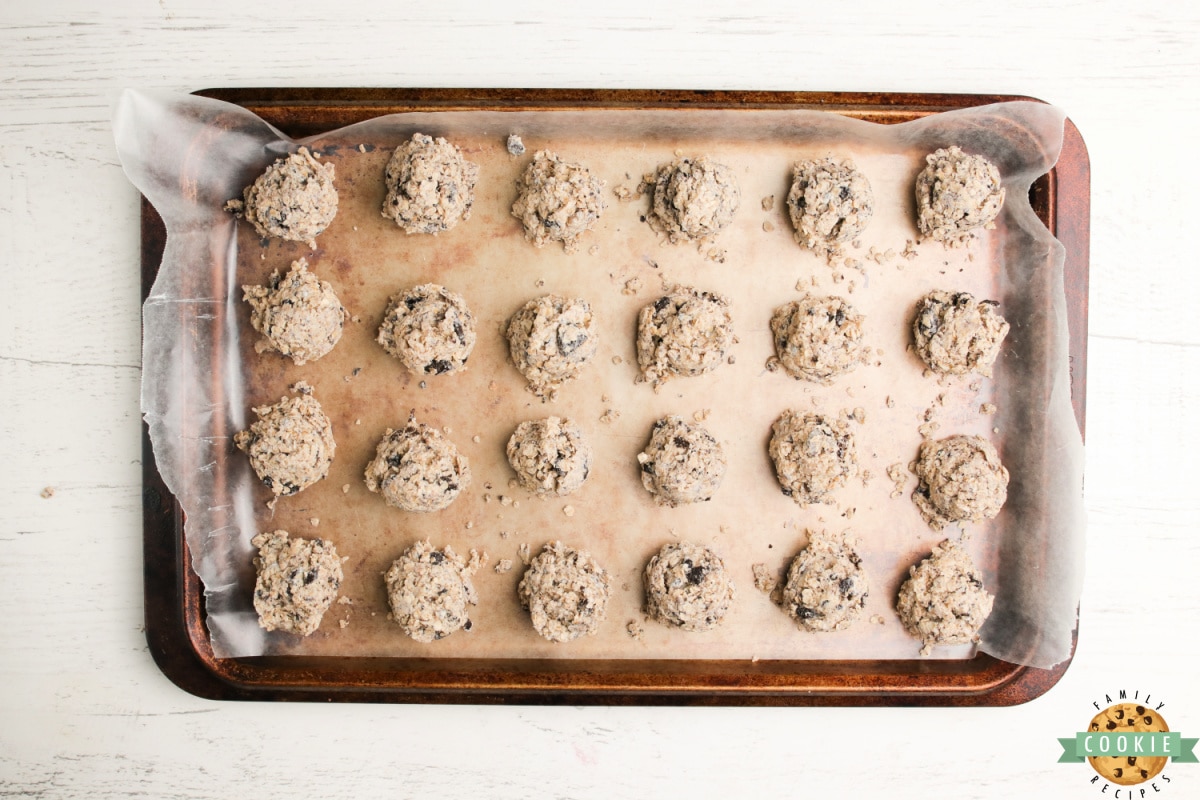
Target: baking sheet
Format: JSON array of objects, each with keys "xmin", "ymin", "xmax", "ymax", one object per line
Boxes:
[{"xmin": 117, "ymin": 90, "xmax": 1083, "ymax": 668}]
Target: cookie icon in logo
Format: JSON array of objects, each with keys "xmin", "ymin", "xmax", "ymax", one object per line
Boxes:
[{"xmin": 1087, "ymin": 703, "xmax": 1169, "ymax": 785}]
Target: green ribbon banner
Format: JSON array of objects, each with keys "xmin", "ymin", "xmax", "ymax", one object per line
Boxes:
[{"xmin": 1058, "ymin": 732, "xmax": 1199, "ymax": 764}]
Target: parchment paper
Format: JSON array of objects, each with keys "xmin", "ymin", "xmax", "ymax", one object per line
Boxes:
[{"xmin": 116, "ymin": 89, "xmax": 1083, "ymax": 668}]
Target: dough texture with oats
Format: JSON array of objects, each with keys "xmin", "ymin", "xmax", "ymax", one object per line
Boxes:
[
  {"xmin": 912, "ymin": 434, "xmax": 1009, "ymax": 529},
  {"xmin": 225, "ymin": 147, "xmax": 338, "ymax": 247},
  {"xmin": 769, "ymin": 410, "xmax": 857, "ymax": 506},
  {"xmin": 912, "ymin": 290, "xmax": 1009, "ymax": 377},
  {"xmin": 234, "ymin": 393, "xmax": 335, "ymax": 498},
  {"xmin": 644, "ymin": 542, "xmax": 735, "ymax": 632},
  {"xmin": 511, "ymin": 150, "xmax": 606, "ymax": 252},
  {"xmin": 364, "ymin": 415, "xmax": 470, "ymax": 512},
  {"xmin": 636, "ymin": 287, "xmax": 734, "ymax": 387},
  {"xmin": 377, "ymin": 284, "xmax": 476, "ymax": 376},
  {"xmin": 782, "ymin": 530, "xmax": 868, "ymax": 632},
  {"xmin": 896, "ymin": 539, "xmax": 994, "ymax": 654},
  {"xmin": 770, "ymin": 294, "xmax": 866, "ymax": 384},
  {"xmin": 518, "ymin": 541, "xmax": 612, "ymax": 643},
  {"xmin": 242, "ymin": 258, "xmax": 345, "ymax": 365},
  {"xmin": 786, "ymin": 157, "xmax": 874, "ymax": 256},
  {"xmin": 506, "ymin": 416, "xmax": 592, "ymax": 497},
  {"xmin": 915, "ymin": 146, "xmax": 1005, "ymax": 245},
  {"xmin": 251, "ymin": 530, "xmax": 343, "ymax": 636},
  {"xmin": 506, "ymin": 294, "xmax": 598, "ymax": 401},
  {"xmin": 381, "ymin": 133, "xmax": 479, "ymax": 234},
  {"xmin": 385, "ymin": 540, "xmax": 480, "ymax": 642},
  {"xmin": 645, "ymin": 155, "xmax": 740, "ymax": 242},
  {"xmin": 637, "ymin": 416, "xmax": 727, "ymax": 507}
]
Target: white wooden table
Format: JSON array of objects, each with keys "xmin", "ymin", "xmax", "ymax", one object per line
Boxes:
[{"xmin": 3, "ymin": 2, "xmax": 1198, "ymax": 797}]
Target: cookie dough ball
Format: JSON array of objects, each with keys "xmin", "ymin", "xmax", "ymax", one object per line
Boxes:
[
  {"xmin": 912, "ymin": 434, "xmax": 1009, "ymax": 530},
  {"xmin": 506, "ymin": 295, "xmax": 598, "ymax": 400},
  {"xmin": 225, "ymin": 147, "xmax": 338, "ymax": 247},
  {"xmin": 915, "ymin": 146, "xmax": 1005, "ymax": 245},
  {"xmin": 234, "ymin": 393, "xmax": 335, "ymax": 498},
  {"xmin": 242, "ymin": 258, "xmax": 345, "ymax": 365},
  {"xmin": 382, "ymin": 133, "xmax": 479, "ymax": 234},
  {"xmin": 377, "ymin": 284, "xmax": 476, "ymax": 376},
  {"xmin": 364, "ymin": 415, "xmax": 470, "ymax": 512},
  {"xmin": 637, "ymin": 416, "xmax": 727, "ymax": 507},
  {"xmin": 912, "ymin": 290, "xmax": 1010, "ymax": 377},
  {"xmin": 251, "ymin": 530, "xmax": 343, "ymax": 636},
  {"xmin": 517, "ymin": 541, "xmax": 612, "ymax": 643},
  {"xmin": 770, "ymin": 294, "xmax": 866, "ymax": 384},
  {"xmin": 511, "ymin": 150, "xmax": 606, "ymax": 253},
  {"xmin": 645, "ymin": 156, "xmax": 740, "ymax": 242},
  {"xmin": 786, "ymin": 158, "xmax": 874, "ymax": 256},
  {"xmin": 896, "ymin": 539, "xmax": 994, "ymax": 654},
  {"xmin": 385, "ymin": 540, "xmax": 479, "ymax": 642},
  {"xmin": 1087, "ymin": 704, "xmax": 1169, "ymax": 785},
  {"xmin": 782, "ymin": 530, "xmax": 868, "ymax": 632},
  {"xmin": 644, "ymin": 542, "xmax": 735, "ymax": 632},
  {"xmin": 636, "ymin": 287, "xmax": 734, "ymax": 387},
  {"xmin": 769, "ymin": 410, "xmax": 857, "ymax": 506},
  {"xmin": 506, "ymin": 417, "xmax": 592, "ymax": 497}
]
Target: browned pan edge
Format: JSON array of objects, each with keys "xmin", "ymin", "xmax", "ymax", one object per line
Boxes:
[{"xmin": 142, "ymin": 89, "xmax": 1089, "ymax": 705}]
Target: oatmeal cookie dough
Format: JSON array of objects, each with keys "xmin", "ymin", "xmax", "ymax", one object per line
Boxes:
[
  {"xmin": 363, "ymin": 414, "xmax": 470, "ymax": 512},
  {"xmin": 644, "ymin": 155, "xmax": 740, "ymax": 242},
  {"xmin": 377, "ymin": 284, "xmax": 476, "ymax": 376},
  {"xmin": 781, "ymin": 530, "xmax": 868, "ymax": 632},
  {"xmin": 637, "ymin": 416, "xmax": 727, "ymax": 507},
  {"xmin": 1087, "ymin": 704, "xmax": 1169, "ymax": 785},
  {"xmin": 381, "ymin": 133, "xmax": 479, "ymax": 234},
  {"xmin": 915, "ymin": 146, "xmax": 1006, "ymax": 245},
  {"xmin": 385, "ymin": 539, "xmax": 480, "ymax": 642},
  {"xmin": 241, "ymin": 257, "xmax": 345, "ymax": 365},
  {"xmin": 506, "ymin": 416, "xmax": 592, "ymax": 497},
  {"xmin": 506, "ymin": 294, "xmax": 598, "ymax": 401},
  {"xmin": 636, "ymin": 287, "xmax": 734, "ymax": 387},
  {"xmin": 517, "ymin": 541, "xmax": 612, "ymax": 643},
  {"xmin": 912, "ymin": 434, "xmax": 1009, "ymax": 530},
  {"xmin": 786, "ymin": 158, "xmax": 874, "ymax": 257},
  {"xmin": 896, "ymin": 539, "xmax": 994, "ymax": 654},
  {"xmin": 511, "ymin": 150, "xmax": 606, "ymax": 253},
  {"xmin": 251, "ymin": 529, "xmax": 343, "ymax": 636},
  {"xmin": 234, "ymin": 392, "xmax": 336, "ymax": 498},
  {"xmin": 643, "ymin": 542, "xmax": 735, "ymax": 632},
  {"xmin": 769, "ymin": 410, "xmax": 857, "ymax": 506},
  {"xmin": 912, "ymin": 290, "xmax": 1010, "ymax": 377},
  {"xmin": 770, "ymin": 294, "xmax": 866, "ymax": 384},
  {"xmin": 225, "ymin": 147, "xmax": 338, "ymax": 247}
]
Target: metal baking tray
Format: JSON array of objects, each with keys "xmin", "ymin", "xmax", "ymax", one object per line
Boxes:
[{"xmin": 142, "ymin": 88, "xmax": 1089, "ymax": 705}]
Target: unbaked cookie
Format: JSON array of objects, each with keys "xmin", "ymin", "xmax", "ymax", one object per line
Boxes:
[
  {"xmin": 242, "ymin": 258, "xmax": 345, "ymax": 365},
  {"xmin": 636, "ymin": 287, "xmax": 734, "ymax": 387},
  {"xmin": 234, "ymin": 392, "xmax": 335, "ymax": 498},
  {"xmin": 363, "ymin": 414, "xmax": 470, "ymax": 512},
  {"xmin": 769, "ymin": 410, "xmax": 857, "ymax": 506},
  {"xmin": 643, "ymin": 542, "xmax": 735, "ymax": 632},
  {"xmin": 251, "ymin": 529, "xmax": 343, "ymax": 636},
  {"xmin": 506, "ymin": 294, "xmax": 598, "ymax": 401},
  {"xmin": 644, "ymin": 155, "xmax": 740, "ymax": 242},
  {"xmin": 1087, "ymin": 703, "xmax": 1169, "ymax": 785},
  {"xmin": 385, "ymin": 539, "xmax": 480, "ymax": 642},
  {"xmin": 506, "ymin": 416, "xmax": 592, "ymax": 497},
  {"xmin": 517, "ymin": 541, "xmax": 612, "ymax": 643},
  {"xmin": 637, "ymin": 416, "xmax": 727, "ymax": 507},
  {"xmin": 225, "ymin": 147, "xmax": 338, "ymax": 247},
  {"xmin": 511, "ymin": 150, "xmax": 606, "ymax": 253},
  {"xmin": 377, "ymin": 284, "xmax": 476, "ymax": 376},
  {"xmin": 896, "ymin": 539, "xmax": 994, "ymax": 654},
  {"xmin": 786, "ymin": 158, "xmax": 874, "ymax": 258},
  {"xmin": 770, "ymin": 294, "xmax": 866, "ymax": 384},
  {"xmin": 781, "ymin": 530, "xmax": 868, "ymax": 632},
  {"xmin": 381, "ymin": 133, "xmax": 479, "ymax": 234},
  {"xmin": 912, "ymin": 290, "xmax": 1010, "ymax": 377},
  {"xmin": 915, "ymin": 146, "xmax": 1005, "ymax": 246},
  {"xmin": 912, "ymin": 434, "xmax": 1009, "ymax": 530}
]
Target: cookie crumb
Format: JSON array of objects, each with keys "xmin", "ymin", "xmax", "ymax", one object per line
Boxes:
[
  {"xmin": 563, "ymin": 505, "xmax": 575, "ymax": 517},
  {"xmin": 588, "ymin": 245, "xmax": 600, "ymax": 257},
  {"xmin": 309, "ymin": 518, "xmax": 320, "ymax": 527},
  {"xmin": 705, "ymin": 247, "xmax": 727, "ymax": 264},
  {"xmin": 40, "ymin": 486, "xmax": 55, "ymax": 499},
  {"xmin": 506, "ymin": 134, "xmax": 525, "ymax": 156},
  {"xmin": 622, "ymin": 276, "xmax": 644, "ymax": 295},
  {"xmin": 851, "ymin": 407, "xmax": 866, "ymax": 424},
  {"xmin": 518, "ymin": 542, "xmax": 532, "ymax": 565},
  {"xmin": 495, "ymin": 559, "xmax": 513, "ymax": 574},
  {"xmin": 611, "ymin": 355, "xmax": 623, "ymax": 365},
  {"xmin": 339, "ymin": 619, "xmax": 349, "ymax": 629},
  {"xmin": 980, "ymin": 402, "xmax": 997, "ymax": 415},
  {"xmin": 358, "ymin": 144, "xmax": 367, "ymax": 153},
  {"xmin": 337, "ymin": 596, "xmax": 353, "ymax": 605},
  {"xmin": 499, "ymin": 495, "xmax": 513, "ymax": 507},
  {"xmin": 762, "ymin": 221, "xmax": 775, "ymax": 232},
  {"xmin": 692, "ymin": 408, "xmax": 711, "ymax": 422},
  {"xmin": 752, "ymin": 563, "xmax": 777, "ymax": 594},
  {"xmin": 290, "ymin": 381, "xmax": 314, "ymax": 395},
  {"xmin": 464, "ymin": 520, "xmax": 474, "ymax": 529},
  {"xmin": 418, "ymin": 381, "xmax": 426, "ymax": 389},
  {"xmin": 761, "ymin": 195, "xmax": 775, "ymax": 211},
  {"xmin": 870, "ymin": 614, "xmax": 885, "ymax": 625},
  {"xmin": 887, "ymin": 462, "xmax": 908, "ymax": 498},
  {"xmin": 626, "ymin": 620, "xmax": 645, "ymax": 640},
  {"xmin": 599, "ymin": 409, "xmax": 621, "ymax": 424},
  {"xmin": 901, "ymin": 239, "xmax": 919, "ymax": 260}
]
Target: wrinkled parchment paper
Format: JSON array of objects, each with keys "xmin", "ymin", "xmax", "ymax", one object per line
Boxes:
[{"xmin": 116, "ymin": 89, "xmax": 1083, "ymax": 668}]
